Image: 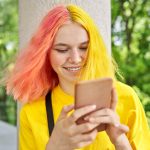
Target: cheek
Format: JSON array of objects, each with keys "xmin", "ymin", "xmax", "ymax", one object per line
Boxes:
[{"xmin": 50, "ymin": 52, "xmax": 65, "ymax": 69}]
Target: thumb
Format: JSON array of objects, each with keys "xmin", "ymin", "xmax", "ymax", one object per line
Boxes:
[
  {"xmin": 117, "ymin": 124, "xmax": 129, "ymax": 133},
  {"xmin": 58, "ymin": 104, "xmax": 74, "ymax": 121}
]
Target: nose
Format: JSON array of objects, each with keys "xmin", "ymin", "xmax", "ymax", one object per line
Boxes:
[{"xmin": 68, "ymin": 49, "xmax": 82, "ymax": 64}]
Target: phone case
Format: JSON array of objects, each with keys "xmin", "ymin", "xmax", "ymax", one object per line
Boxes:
[{"xmin": 75, "ymin": 77, "xmax": 113, "ymax": 132}]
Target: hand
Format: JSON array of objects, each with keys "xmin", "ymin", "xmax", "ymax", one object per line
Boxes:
[
  {"xmin": 84, "ymin": 88, "xmax": 132, "ymax": 149},
  {"xmin": 46, "ymin": 104, "xmax": 100, "ymax": 150}
]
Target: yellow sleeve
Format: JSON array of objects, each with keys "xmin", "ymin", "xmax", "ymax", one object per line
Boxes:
[
  {"xmin": 126, "ymin": 88, "xmax": 150, "ymax": 150},
  {"xmin": 19, "ymin": 105, "xmax": 36, "ymax": 150}
]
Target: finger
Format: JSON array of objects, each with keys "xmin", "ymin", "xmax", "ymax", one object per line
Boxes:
[
  {"xmin": 71, "ymin": 129, "xmax": 97, "ymax": 144},
  {"xmin": 68, "ymin": 105, "xmax": 96, "ymax": 124},
  {"xmin": 88, "ymin": 116, "xmax": 129, "ymax": 133},
  {"xmin": 117, "ymin": 124, "xmax": 129, "ymax": 133},
  {"xmin": 84, "ymin": 108, "xmax": 113, "ymax": 120},
  {"xmin": 73, "ymin": 122, "xmax": 99, "ymax": 135},
  {"xmin": 76, "ymin": 141, "xmax": 93, "ymax": 149},
  {"xmin": 88, "ymin": 116, "xmax": 119, "ymax": 127},
  {"xmin": 58, "ymin": 104, "xmax": 74, "ymax": 121},
  {"xmin": 110, "ymin": 88, "xmax": 118, "ymax": 111}
]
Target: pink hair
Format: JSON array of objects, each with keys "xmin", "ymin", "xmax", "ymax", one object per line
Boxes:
[{"xmin": 7, "ymin": 5, "xmax": 70, "ymax": 103}]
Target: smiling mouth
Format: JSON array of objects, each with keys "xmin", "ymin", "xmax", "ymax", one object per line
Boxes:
[{"xmin": 63, "ymin": 67, "xmax": 82, "ymax": 72}]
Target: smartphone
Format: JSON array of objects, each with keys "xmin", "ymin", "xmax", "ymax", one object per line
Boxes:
[{"xmin": 75, "ymin": 77, "xmax": 113, "ymax": 132}]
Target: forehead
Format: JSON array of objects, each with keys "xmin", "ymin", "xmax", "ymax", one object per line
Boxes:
[{"xmin": 53, "ymin": 22, "xmax": 89, "ymax": 45}]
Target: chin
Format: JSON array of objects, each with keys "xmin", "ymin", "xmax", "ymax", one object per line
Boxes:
[{"xmin": 63, "ymin": 76, "xmax": 79, "ymax": 84}]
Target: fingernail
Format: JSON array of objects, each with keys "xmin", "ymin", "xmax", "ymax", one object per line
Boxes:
[
  {"xmin": 91, "ymin": 105, "xmax": 96, "ymax": 109},
  {"xmin": 114, "ymin": 123, "xmax": 119, "ymax": 127},
  {"xmin": 89, "ymin": 118, "xmax": 95, "ymax": 122},
  {"xmin": 124, "ymin": 125, "xmax": 129, "ymax": 131}
]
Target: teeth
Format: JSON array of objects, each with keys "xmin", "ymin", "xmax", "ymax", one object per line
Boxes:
[{"xmin": 66, "ymin": 67, "xmax": 81, "ymax": 71}]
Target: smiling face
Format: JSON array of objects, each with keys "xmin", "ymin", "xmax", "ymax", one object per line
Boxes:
[{"xmin": 50, "ymin": 22, "xmax": 89, "ymax": 86}]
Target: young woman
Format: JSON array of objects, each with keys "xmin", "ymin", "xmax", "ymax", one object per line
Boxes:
[{"xmin": 6, "ymin": 4, "xmax": 150, "ymax": 150}]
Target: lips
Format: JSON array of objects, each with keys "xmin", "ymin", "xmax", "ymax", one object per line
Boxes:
[{"xmin": 63, "ymin": 66, "xmax": 82, "ymax": 72}]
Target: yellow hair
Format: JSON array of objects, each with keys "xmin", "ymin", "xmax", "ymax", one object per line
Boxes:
[{"xmin": 67, "ymin": 5, "xmax": 115, "ymax": 81}]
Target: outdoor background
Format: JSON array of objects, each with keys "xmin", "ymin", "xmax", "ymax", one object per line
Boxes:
[{"xmin": 0, "ymin": 0, "xmax": 150, "ymax": 126}]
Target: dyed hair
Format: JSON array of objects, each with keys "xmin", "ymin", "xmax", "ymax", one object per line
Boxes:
[
  {"xmin": 6, "ymin": 4, "xmax": 116, "ymax": 103},
  {"xmin": 67, "ymin": 5, "xmax": 115, "ymax": 80}
]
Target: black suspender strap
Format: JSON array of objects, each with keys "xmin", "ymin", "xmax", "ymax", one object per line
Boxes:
[{"xmin": 46, "ymin": 91, "xmax": 54, "ymax": 136}]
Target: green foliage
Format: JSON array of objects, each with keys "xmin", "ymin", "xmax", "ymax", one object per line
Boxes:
[
  {"xmin": 0, "ymin": 0, "xmax": 18, "ymax": 125},
  {"xmin": 111, "ymin": 0, "xmax": 150, "ymax": 126}
]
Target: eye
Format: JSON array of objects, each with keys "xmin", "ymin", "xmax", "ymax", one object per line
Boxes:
[
  {"xmin": 54, "ymin": 49, "xmax": 68, "ymax": 53},
  {"xmin": 79, "ymin": 47, "xmax": 88, "ymax": 51}
]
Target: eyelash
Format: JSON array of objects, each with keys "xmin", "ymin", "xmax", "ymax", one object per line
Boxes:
[
  {"xmin": 54, "ymin": 47, "xmax": 87, "ymax": 53},
  {"xmin": 80, "ymin": 47, "xmax": 87, "ymax": 51},
  {"xmin": 55, "ymin": 49, "xmax": 68, "ymax": 53}
]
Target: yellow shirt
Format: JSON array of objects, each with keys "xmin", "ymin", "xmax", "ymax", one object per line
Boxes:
[{"xmin": 19, "ymin": 82, "xmax": 150, "ymax": 150}]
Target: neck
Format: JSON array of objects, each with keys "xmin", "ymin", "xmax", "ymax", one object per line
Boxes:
[{"xmin": 59, "ymin": 80, "xmax": 75, "ymax": 96}]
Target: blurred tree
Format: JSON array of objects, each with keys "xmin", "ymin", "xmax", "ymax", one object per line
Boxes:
[
  {"xmin": 111, "ymin": 0, "xmax": 150, "ymax": 125},
  {"xmin": 0, "ymin": 0, "xmax": 18, "ymax": 125}
]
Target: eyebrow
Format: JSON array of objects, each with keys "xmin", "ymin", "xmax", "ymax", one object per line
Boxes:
[{"xmin": 54, "ymin": 41, "xmax": 89, "ymax": 47}]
